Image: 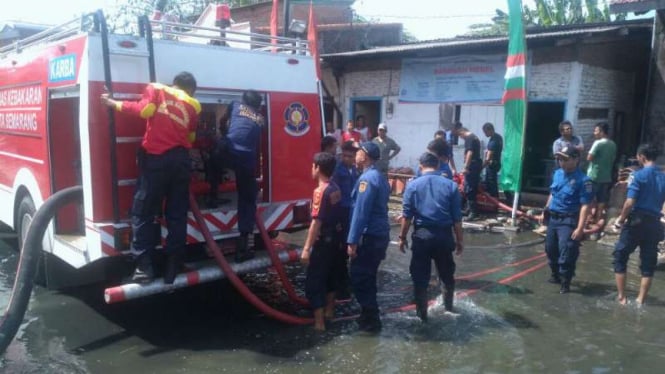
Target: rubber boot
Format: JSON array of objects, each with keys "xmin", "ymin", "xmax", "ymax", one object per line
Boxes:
[
  {"xmin": 560, "ymin": 278, "xmax": 571, "ymax": 294},
  {"xmin": 465, "ymin": 201, "xmax": 479, "ymax": 221},
  {"xmin": 356, "ymin": 308, "xmax": 369, "ymax": 331},
  {"xmin": 443, "ymin": 285, "xmax": 454, "ymax": 312},
  {"xmin": 163, "ymin": 252, "xmax": 183, "ymax": 285},
  {"xmin": 132, "ymin": 252, "xmax": 154, "ymax": 284},
  {"xmin": 235, "ymin": 234, "xmax": 254, "ymax": 263},
  {"xmin": 358, "ymin": 307, "xmax": 381, "ymax": 333},
  {"xmin": 414, "ymin": 287, "xmax": 428, "ymax": 322},
  {"xmin": 548, "ymin": 273, "xmax": 561, "ymax": 284},
  {"xmin": 548, "ymin": 265, "xmax": 561, "ymax": 284}
]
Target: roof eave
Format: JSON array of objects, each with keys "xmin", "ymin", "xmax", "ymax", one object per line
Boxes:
[{"xmin": 610, "ymin": 0, "xmax": 665, "ymax": 13}]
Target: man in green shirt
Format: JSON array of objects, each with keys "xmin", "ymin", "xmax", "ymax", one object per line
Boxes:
[{"xmin": 586, "ymin": 122, "xmax": 617, "ymax": 230}]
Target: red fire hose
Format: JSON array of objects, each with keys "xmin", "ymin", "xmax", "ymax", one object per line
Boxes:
[
  {"xmin": 255, "ymin": 212, "xmax": 309, "ymax": 307},
  {"xmin": 189, "ymin": 193, "xmax": 313, "ymax": 325},
  {"xmin": 481, "ymin": 192, "xmax": 538, "ymax": 221},
  {"xmin": 481, "ymin": 192, "xmax": 603, "ymax": 234}
]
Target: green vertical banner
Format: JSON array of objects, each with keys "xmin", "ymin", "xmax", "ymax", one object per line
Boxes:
[{"xmin": 500, "ymin": 0, "xmax": 527, "ymax": 193}]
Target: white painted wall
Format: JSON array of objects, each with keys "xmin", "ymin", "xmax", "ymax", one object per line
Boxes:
[
  {"xmin": 453, "ymin": 104, "xmax": 505, "ymax": 170},
  {"xmin": 337, "ymin": 60, "xmax": 636, "ymax": 172},
  {"xmin": 380, "ymin": 96, "xmax": 439, "ymax": 172}
]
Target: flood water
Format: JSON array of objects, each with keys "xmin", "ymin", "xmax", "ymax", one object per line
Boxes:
[{"xmin": 2, "ymin": 227, "xmax": 665, "ymax": 373}]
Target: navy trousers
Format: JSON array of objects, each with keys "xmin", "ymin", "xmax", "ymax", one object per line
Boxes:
[
  {"xmin": 349, "ymin": 234, "xmax": 389, "ymax": 309},
  {"xmin": 613, "ymin": 213, "xmax": 664, "ymax": 277},
  {"xmin": 410, "ymin": 227, "xmax": 456, "ymax": 290},
  {"xmin": 305, "ymin": 235, "xmax": 339, "ymax": 309},
  {"xmin": 232, "ymin": 151, "xmax": 257, "ymax": 234},
  {"xmin": 484, "ymin": 166, "xmax": 499, "ymax": 198},
  {"xmin": 465, "ymin": 159, "xmax": 482, "ymax": 207},
  {"xmin": 545, "ymin": 215, "xmax": 580, "ymax": 280},
  {"xmin": 335, "ymin": 206, "xmax": 352, "ymax": 295},
  {"xmin": 131, "ymin": 147, "xmax": 190, "ymax": 256}
]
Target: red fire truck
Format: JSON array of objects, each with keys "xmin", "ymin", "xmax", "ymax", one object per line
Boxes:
[{"xmin": 0, "ymin": 9, "xmax": 321, "ymax": 297}]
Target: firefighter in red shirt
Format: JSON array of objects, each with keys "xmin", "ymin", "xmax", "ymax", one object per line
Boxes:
[{"xmin": 100, "ymin": 72, "xmax": 201, "ymax": 284}]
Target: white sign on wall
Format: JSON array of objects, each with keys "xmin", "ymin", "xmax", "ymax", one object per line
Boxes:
[{"xmin": 399, "ymin": 55, "xmax": 506, "ymax": 103}]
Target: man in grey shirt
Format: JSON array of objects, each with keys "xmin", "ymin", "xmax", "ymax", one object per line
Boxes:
[
  {"xmin": 552, "ymin": 120, "xmax": 584, "ymax": 157},
  {"xmin": 372, "ymin": 123, "xmax": 401, "ymax": 174}
]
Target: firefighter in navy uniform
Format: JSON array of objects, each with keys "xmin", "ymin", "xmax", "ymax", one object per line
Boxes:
[
  {"xmin": 613, "ymin": 143, "xmax": 665, "ymax": 305},
  {"xmin": 331, "ymin": 140, "xmax": 360, "ymax": 300},
  {"xmin": 399, "ymin": 152, "xmax": 464, "ymax": 322},
  {"xmin": 347, "ymin": 142, "xmax": 391, "ymax": 333},
  {"xmin": 226, "ymin": 90, "xmax": 264, "ymax": 262},
  {"xmin": 541, "ymin": 146, "xmax": 593, "ymax": 293},
  {"xmin": 100, "ymin": 72, "xmax": 201, "ymax": 284}
]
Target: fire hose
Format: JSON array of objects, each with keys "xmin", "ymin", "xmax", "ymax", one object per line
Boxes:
[
  {"xmin": 0, "ymin": 186, "xmax": 83, "ymax": 356},
  {"xmin": 254, "ymin": 212, "xmax": 309, "ymax": 307},
  {"xmin": 481, "ymin": 192, "xmax": 604, "ymax": 235},
  {"xmin": 188, "ymin": 193, "xmax": 313, "ymax": 325}
]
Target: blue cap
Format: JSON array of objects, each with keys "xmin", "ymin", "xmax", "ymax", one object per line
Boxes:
[{"xmin": 360, "ymin": 141, "xmax": 380, "ymax": 160}]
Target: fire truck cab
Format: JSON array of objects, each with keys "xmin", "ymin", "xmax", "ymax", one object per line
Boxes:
[{"xmin": 0, "ymin": 9, "xmax": 321, "ymax": 290}]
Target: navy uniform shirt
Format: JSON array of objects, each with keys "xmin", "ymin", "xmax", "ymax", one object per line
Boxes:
[
  {"xmin": 332, "ymin": 159, "xmax": 359, "ymax": 208},
  {"xmin": 627, "ymin": 165, "xmax": 665, "ymax": 217},
  {"xmin": 487, "ymin": 133, "xmax": 503, "ymax": 170},
  {"xmin": 548, "ymin": 168, "xmax": 594, "ymax": 213},
  {"xmin": 227, "ymin": 102, "xmax": 264, "ymax": 155},
  {"xmin": 465, "ymin": 134, "xmax": 482, "ymax": 161},
  {"xmin": 311, "ymin": 181, "xmax": 343, "ymax": 234},
  {"xmin": 415, "ymin": 162, "xmax": 453, "ymax": 180},
  {"xmin": 403, "ymin": 171, "xmax": 462, "ymax": 227},
  {"xmin": 347, "ymin": 165, "xmax": 391, "ymax": 244}
]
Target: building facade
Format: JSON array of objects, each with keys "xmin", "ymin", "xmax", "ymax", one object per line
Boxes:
[{"xmin": 323, "ymin": 20, "xmax": 651, "ymax": 192}]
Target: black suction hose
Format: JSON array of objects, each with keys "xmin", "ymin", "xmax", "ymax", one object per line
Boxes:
[{"xmin": 0, "ymin": 186, "xmax": 83, "ymax": 355}]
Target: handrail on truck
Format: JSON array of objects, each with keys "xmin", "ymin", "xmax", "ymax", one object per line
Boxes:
[
  {"xmin": 0, "ymin": 16, "xmax": 84, "ymax": 57},
  {"xmin": 150, "ymin": 19, "xmax": 310, "ymax": 54}
]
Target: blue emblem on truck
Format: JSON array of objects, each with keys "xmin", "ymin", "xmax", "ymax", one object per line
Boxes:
[
  {"xmin": 48, "ymin": 54, "xmax": 76, "ymax": 82},
  {"xmin": 283, "ymin": 102, "xmax": 310, "ymax": 137}
]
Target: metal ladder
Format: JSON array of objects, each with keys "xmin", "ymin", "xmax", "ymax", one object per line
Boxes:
[{"xmin": 92, "ymin": 10, "xmax": 156, "ymax": 223}]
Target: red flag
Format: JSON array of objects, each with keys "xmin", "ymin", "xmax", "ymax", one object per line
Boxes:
[
  {"xmin": 307, "ymin": 1, "xmax": 321, "ymax": 79},
  {"xmin": 270, "ymin": 0, "xmax": 278, "ymax": 49}
]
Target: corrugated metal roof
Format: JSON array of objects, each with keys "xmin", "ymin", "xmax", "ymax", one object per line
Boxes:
[
  {"xmin": 609, "ymin": 0, "xmax": 665, "ymax": 12},
  {"xmin": 322, "ymin": 19, "xmax": 652, "ymax": 60},
  {"xmin": 0, "ymin": 21, "xmax": 50, "ymax": 41}
]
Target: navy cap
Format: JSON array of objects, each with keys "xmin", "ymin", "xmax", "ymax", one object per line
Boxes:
[
  {"xmin": 419, "ymin": 152, "xmax": 440, "ymax": 167},
  {"xmin": 360, "ymin": 141, "xmax": 380, "ymax": 160},
  {"xmin": 555, "ymin": 146, "xmax": 580, "ymax": 159}
]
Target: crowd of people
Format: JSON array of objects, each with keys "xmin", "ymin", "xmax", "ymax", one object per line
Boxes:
[
  {"xmin": 100, "ymin": 73, "xmax": 664, "ymax": 333},
  {"xmin": 308, "ymin": 117, "xmax": 664, "ymax": 332}
]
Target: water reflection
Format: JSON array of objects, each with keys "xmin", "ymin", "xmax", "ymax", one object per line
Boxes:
[{"xmin": 1, "ymin": 230, "xmax": 665, "ymax": 373}]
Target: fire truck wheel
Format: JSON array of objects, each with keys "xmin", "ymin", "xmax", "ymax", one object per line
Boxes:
[
  {"xmin": 17, "ymin": 195, "xmax": 36, "ymax": 249},
  {"xmin": 16, "ymin": 195, "xmax": 47, "ymax": 286}
]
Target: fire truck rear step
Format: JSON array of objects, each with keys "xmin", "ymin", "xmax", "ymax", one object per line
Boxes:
[{"xmin": 104, "ymin": 248, "xmax": 301, "ymax": 303}]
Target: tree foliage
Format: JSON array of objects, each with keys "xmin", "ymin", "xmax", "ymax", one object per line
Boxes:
[
  {"xmin": 467, "ymin": 0, "xmax": 627, "ymax": 37},
  {"xmin": 106, "ymin": 0, "xmax": 259, "ymax": 33}
]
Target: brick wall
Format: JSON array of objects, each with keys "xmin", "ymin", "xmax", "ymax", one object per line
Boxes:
[
  {"xmin": 575, "ymin": 65, "xmax": 636, "ymax": 151},
  {"xmin": 527, "ymin": 62, "xmax": 573, "ymax": 100}
]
